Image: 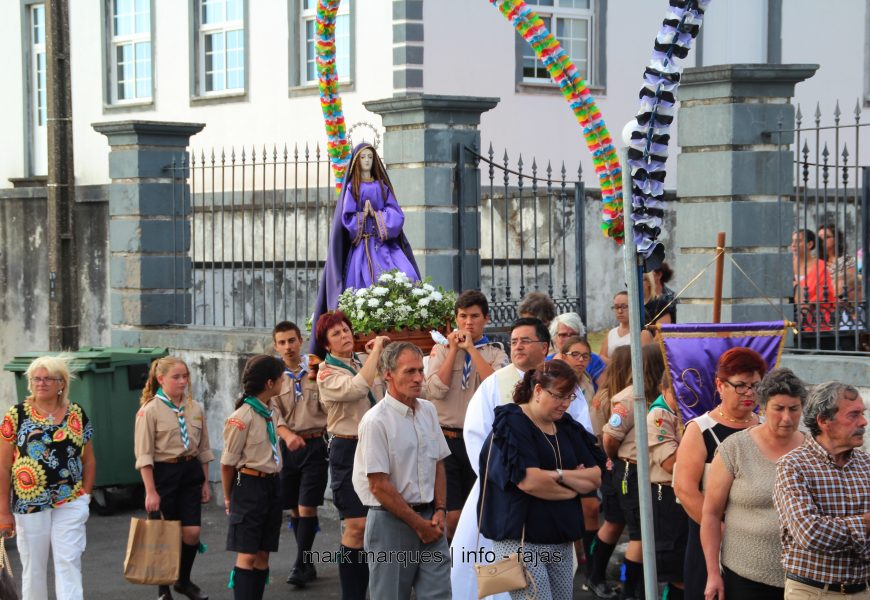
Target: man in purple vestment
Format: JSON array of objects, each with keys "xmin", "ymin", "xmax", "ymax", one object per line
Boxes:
[{"xmin": 310, "ymin": 143, "xmax": 420, "ymax": 355}]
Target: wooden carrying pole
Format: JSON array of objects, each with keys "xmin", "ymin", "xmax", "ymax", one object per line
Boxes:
[{"xmin": 712, "ymin": 232, "xmax": 726, "ymax": 323}]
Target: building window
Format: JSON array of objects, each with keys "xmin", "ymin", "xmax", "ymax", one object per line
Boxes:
[
  {"xmin": 109, "ymin": 0, "xmax": 152, "ymax": 103},
  {"xmin": 299, "ymin": 0, "xmax": 350, "ymax": 85},
  {"xmin": 197, "ymin": 0, "xmax": 245, "ymax": 94},
  {"xmin": 521, "ymin": 0, "xmax": 593, "ymax": 85},
  {"xmin": 28, "ymin": 3, "xmax": 47, "ymax": 175}
]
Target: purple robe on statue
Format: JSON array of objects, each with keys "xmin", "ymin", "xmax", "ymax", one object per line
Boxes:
[{"xmin": 309, "ymin": 143, "xmax": 420, "ymax": 355}]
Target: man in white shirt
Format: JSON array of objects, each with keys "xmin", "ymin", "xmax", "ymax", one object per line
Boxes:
[
  {"xmin": 353, "ymin": 342, "xmax": 452, "ymax": 600},
  {"xmin": 450, "ymin": 317, "xmax": 593, "ymax": 599}
]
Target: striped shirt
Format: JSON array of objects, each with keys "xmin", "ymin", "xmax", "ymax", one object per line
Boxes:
[{"xmin": 774, "ymin": 435, "xmax": 870, "ymax": 584}]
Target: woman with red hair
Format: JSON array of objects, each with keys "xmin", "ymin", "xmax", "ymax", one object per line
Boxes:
[
  {"xmin": 314, "ymin": 311, "xmax": 387, "ymax": 600},
  {"xmin": 673, "ymin": 347, "xmax": 768, "ymax": 600}
]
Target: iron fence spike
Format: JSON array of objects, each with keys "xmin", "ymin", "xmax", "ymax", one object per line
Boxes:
[
  {"xmin": 855, "ymin": 99, "xmax": 862, "ymax": 121},
  {"xmin": 834, "ymin": 100, "xmax": 841, "ymax": 120},
  {"xmin": 814, "ymin": 102, "xmax": 821, "ymax": 122},
  {"xmin": 796, "ymin": 103, "xmax": 802, "ymax": 123}
]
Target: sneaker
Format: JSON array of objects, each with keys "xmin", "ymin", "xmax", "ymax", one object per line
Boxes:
[
  {"xmin": 286, "ymin": 562, "xmax": 317, "ymax": 587},
  {"xmin": 172, "ymin": 580, "xmax": 208, "ymax": 600},
  {"xmin": 589, "ymin": 581, "xmax": 619, "ymax": 599}
]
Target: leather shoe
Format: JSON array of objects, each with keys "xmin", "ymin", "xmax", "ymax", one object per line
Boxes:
[
  {"xmin": 286, "ymin": 562, "xmax": 317, "ymax": 587},
  {"xmin": 173, "ymin": 580, "xmax": 208, "ymax": 600},
  {"xmin": 589, "ymin": 581, "xmax": 619, "ymax": 599},
  {"xmin": 157, "ymin": 585, "xmax": 173, "ymax": 600}
]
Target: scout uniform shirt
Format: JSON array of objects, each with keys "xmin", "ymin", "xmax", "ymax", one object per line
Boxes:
[
  {"xmin": 647, "ymin": 395, "xmax": 682, "ymax": 485},
  {"xmin": 425, "ymin": 342, "xmax": 509, "ymax": 429},
  {"xmin": 221, "ymin": 399, "xmax": 285, "ymax": 475},
  {"xmin": 273, "ymin": 366, "xmax": 326, "ymax": 434},
  {"xmin": 317, "ymin": 353, "xmax": 385, "ymax": 437},
  {"xmin": 601, "ymin": 385, "xmax": 638, "ymax": 462},
  {"xmin": 134, "ymin": 396, "xmax": 215, "ymax": 468}
]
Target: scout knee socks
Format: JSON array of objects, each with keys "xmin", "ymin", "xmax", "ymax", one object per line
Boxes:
[
  {"xmin": 231, "ymin": 567, "xmax": 255, "ymax": 600},
  {"xmin": 294, "ymin": 516, "xmax": 318, "ymax": 569},
  {"xmin": 622, "ymin": 559, "xmax": 644, "ymax": 600},
  {"xmin": 582, "ymin": 529, "xmax": 598, "ymax": 578},
  {"xmin": 589, "ymin": 536, "xmax": 617, "ymax": 585},
  {"xmin": 338, "ymin": 545, "xmax": 369, "ymax": 600},
  {"xmin": 253, "ymin": 567, "xmax": 269, "ymax": 600},
  {"xmin": 178, "ymin": 542, "xmax": 199, "ymax": 584}
]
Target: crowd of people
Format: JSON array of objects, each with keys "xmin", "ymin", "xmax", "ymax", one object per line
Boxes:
[{"xmin": 0, "ymin": 286, "xmax": 866, "ymax": 600}]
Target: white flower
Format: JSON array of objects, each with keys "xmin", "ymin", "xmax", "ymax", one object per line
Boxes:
[
  {"xmin": 376, "ymin": 308, "xmax": 385, "ymax": 317},
  {"xmin": 355, "ymin": 298, "xmax": 366, "ymax": 308},
  {"xmin": 420, "ymin": 308, "xmax": 429, "ymax": 318},
  {"xmin": 355, "ymin": 310, "xmax": 366, "ymax": 321},
  {"xmin": 430, "ymin": 291, "xmax": 443, "ymax": 301},
  {"xmin": 423, "ymin": 283, "xmax": 435, "ymax": 292},
  {"xmin": 419, "ymin": 298, "xmax": 431, "ymax": 307},
  {"xmin": 372, "ymin": 286, "xmax": 389, "ymax": 297},
  {"xmin": 395, "ymin": 297, "xmax": 407, "ymax": 304},
  {"xmin": 368, "ymin": 298, "xmax": 380, "ymax": 308},
  {"xmin": 354, "ymin": 288, "xmax": 368, "ymax": 297},
  {"xmin": 394, "ymin": 271, "xmax": 409, "ymax": 282},
  {"xmin": 378, "ymin": 273, "xmax": 393, "ymax": 283},
  {"xmin": 411, "ymin": 288, "xmax": 426, "ymax": 296},
  {"xmin": 385, "ymin": 301, "xmax": 394, "ymax": 308}
]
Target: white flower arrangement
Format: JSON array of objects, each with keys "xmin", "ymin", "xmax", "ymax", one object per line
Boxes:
[{"xmin": 337, "ymin": 269, "xmax": 457, "ymax": 335}]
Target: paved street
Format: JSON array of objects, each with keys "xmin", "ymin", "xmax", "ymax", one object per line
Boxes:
[{"xmin": 5, "ymin": 491, "xmax": 614, "ymax": 599}]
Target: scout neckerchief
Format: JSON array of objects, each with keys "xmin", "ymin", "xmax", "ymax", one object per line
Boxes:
[
  {"xmin": 243, "ymin": 396, "xmax": 279, "ymax": 465},
  {"xmin": 284, "ymin": 366, "xmax": 305, "ymax": 398},
  {"xmin": 461, "ymin": 335, "xmax": 491, "ymax": 390},
  {"xmin": 325, "ymin": 353, "xmax": 377, "ymax": 407},
  {"xmin": 156, "ymin": 387, "xmax": 189, "ymax": 450}
]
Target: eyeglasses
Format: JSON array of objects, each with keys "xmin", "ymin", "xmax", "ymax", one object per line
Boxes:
[
  {"xmin": 723, "ymin": 380, "xmax": 759, "ymax": 396},
  {"xmin": 544, "ymin": 388, "xmax": 576, "ymax": 404},
  {"xmin": 509, "ymin": 337, "xmax": 547, "ymax": 347},
  {"xmin": 611, "ymin": 304, "xmax": 629, "ymax": 311},
  {"xmin": 555, "ymin": 331, "xmax": 576, "ymax": 339},
  {"xmin": 30, "ymin": 376, "xmax": 62, "ymax": 385},
  {"xmin": 564, "ymin": 351, "xmax": 591, "ymax": 360}
]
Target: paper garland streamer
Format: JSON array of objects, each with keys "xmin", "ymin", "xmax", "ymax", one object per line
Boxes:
[
  {"xmin": 626, "ymin": 0, "xmax": 711, "ymax": 268},
  {"xmin": 488, "ymin": 0, "xmax": 624, "ymax": 241},
  {"xmin": 315, "ymin": 0, "xmax": 350, "ymax": 191}
]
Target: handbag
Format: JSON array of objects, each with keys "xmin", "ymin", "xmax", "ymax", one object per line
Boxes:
[
  {"xmin": 123, "ymin": 512, "xmax": 182, "ymax": 585},
  {"xmin": 473, "ymin": 436, "xmax": 536, "ymax": 599},
  {"xmin": 0, "ymin": 535, "xmax": 18, "ymax": 600}
]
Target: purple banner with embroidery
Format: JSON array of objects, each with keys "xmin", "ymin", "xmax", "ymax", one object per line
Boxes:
[{"xmin": 658, "ymin": 321, "xmax": 789, "ymax": 422}]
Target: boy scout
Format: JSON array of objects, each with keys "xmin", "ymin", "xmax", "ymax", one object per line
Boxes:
[
  {"xmin": 271, "ymin": 321, "xmax": 328, "ymax": 587},
  {"xmin": 425, "ymin": 290, "xmax": 509, "ymax": 539}
]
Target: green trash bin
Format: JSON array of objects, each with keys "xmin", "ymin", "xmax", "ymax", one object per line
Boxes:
[{"xmin": 3, "ymin": 347, "xmax": 168, "ymax": 511}]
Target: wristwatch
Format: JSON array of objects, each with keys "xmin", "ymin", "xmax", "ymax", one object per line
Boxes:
[{"xmin": 556, "ymin": 468, "xmax": 564, "ymax": 484}]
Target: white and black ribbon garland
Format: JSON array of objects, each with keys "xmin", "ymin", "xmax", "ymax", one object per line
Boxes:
[{"xmin": 627, "ymin": 0, "xmax": 711, "ymax": 270}]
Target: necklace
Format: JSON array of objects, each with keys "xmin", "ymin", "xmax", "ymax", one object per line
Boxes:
[
  {"xmin": 523, "ymin": 406, "xmax": 563, "ymax": 468},
  {"xmin": 717, "ymin": 406, "xmax": 754, "ymax": 424},
  {"xmin": 32, "ymin": 400, "xmax": 65, "ymax": 423}
]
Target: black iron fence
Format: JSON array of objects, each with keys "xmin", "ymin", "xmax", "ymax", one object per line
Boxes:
[
  {"xmin": 770, "ymin": 101, "xmax": 869, "ymax": 353},
  {"xmin": 168, "ymin": 144, "xmax": 336, "ymax": 329},
  {"xmin": 467, "ymin": 144, "xmax": 586, "ymax": 328}
]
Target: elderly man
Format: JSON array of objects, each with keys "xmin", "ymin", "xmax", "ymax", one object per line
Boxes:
[
  {"xmin": 774, "ymin": 381, "xmax": 870, "ymax": 599},
  {"xmin": 352, "ymin": 342, "xmax": 452, "ymax": 600},
  {"xmin": 450, "ymin": 317, "xmax": 593, "ymax": 599}
]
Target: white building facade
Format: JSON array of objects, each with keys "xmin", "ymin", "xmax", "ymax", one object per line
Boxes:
[{"xmin": 1, "ymin": 0, "xmax": 868, "ymax": 188}]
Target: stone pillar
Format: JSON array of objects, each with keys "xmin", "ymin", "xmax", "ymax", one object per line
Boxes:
[
  {"xmin": 364, "ymin": 94, "xmax": 499, "ymax": 291},
  {"xmin": 675, "ymin": 64, "xmax": 817, "ymax": 323},
  {"xmin": 92, "ymin": 120, "xmax": 204, "ymax": 330}
]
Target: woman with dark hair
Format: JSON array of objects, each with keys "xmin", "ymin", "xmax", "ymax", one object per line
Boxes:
[
  {"xmin": 701, "ymin": 368, "xmax": 807, "ymax": 600},
  {"xmin": 600, "ymin": 291, "xmax": 654, "ymax": 360},
  {"xmin": 221, "ymin": 354, "xmax": 296, "ymax": 600},
  {"xmin": 134, "ymin": 356, "xmax": 214, "ymax": 600},
  {"xmin": 478, "ymin": 360, "xmax": 603, "ymax": 600},
  {"xmin": 586, "ymin": 345, "xmax": 632, "ymax": 598},
  {"xmin": 315, "ymin": 310, "xmax": 387, "ymax": 600},
  {"xmin": 673, "ymin": 347, "xmax": 768, "ymax": 600},
  {"xmin": 602, "ymin": 344, "xmax": 667, "ymax": 600}
]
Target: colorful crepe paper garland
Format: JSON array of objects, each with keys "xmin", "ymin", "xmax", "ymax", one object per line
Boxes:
[
  {"xmin": 488, "ymin": 0, "xmax": 624, "ymax": 241},
  {"xmin": 626, "ymin": 0, "xmax": 711, "ymax": 268},
  {"xmin": 315, "ymin": 0, "xmax": 350, "ymax": 191},
  {"xmin": 315, "ymin": 0, "xmax": 624, "ymax": 242}
]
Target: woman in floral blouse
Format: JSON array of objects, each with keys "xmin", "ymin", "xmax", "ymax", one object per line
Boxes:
[{"xmin": 0, "ymin": 355, "xmax": 95, "ymax": 600}]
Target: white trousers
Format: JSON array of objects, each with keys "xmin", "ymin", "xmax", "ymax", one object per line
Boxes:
[{"xmin": 13, "ymin": 494, "xmax": 90, "ymax": 600}]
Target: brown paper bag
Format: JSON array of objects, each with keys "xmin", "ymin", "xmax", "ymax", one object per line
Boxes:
[{"xmin": 123, "ymin": 514, "xmax": 181, "ymax": 585}]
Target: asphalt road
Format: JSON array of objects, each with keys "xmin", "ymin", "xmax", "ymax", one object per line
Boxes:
[{"xmin": 5, "ymin": 490, "xmax": 614, "ymax": 599}]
